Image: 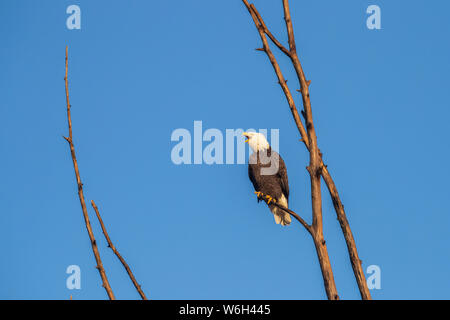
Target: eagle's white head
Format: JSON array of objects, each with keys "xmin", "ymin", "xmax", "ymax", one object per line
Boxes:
[{"xmin": 242, "ymin": 132, "xmax": 270, "ymax": 152}]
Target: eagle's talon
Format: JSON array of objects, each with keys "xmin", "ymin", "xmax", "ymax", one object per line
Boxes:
[
  {"xmin": 254, "ymin": 191, "xmax": 264, "ymax": 199},
  {"xmin": 265, "ymin": 195, "xmax": 276, "ymax": 204}
]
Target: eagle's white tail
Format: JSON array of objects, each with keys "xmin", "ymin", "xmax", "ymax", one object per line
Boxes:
[{"xmin": 269, "ymin": 195, "xmax": 291, "ymax": 226}]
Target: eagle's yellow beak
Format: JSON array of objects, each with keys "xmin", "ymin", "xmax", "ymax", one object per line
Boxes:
[{"xmin": 242, "ymin": 132, "xmax": 249, "ymax": 143}]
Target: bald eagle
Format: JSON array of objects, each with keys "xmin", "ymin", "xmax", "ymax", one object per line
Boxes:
[{"xmin": 243, "ymin": 132, "xmax": 291, "ymax": 226}]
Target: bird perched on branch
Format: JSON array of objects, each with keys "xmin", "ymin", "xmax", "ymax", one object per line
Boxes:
[{"xmin": 243, "ymin": 132, "xmax": 291, "ymax": 226}]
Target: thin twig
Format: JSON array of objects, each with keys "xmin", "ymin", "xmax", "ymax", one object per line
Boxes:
[
  {"xmin": 259, "ymin": 196, "xmax": 312, "ymax": 235},
  {"xmin": 91, "ymin": 200, "xmax": 148, "ymax": 300},
  {"xmin": 63, "ymin": 46, "xmax": 115, "ymax": 300}
]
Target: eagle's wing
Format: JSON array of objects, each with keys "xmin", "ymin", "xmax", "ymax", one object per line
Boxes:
[
  {"xmin": 277, "ymin": 154, "xmax": 289, "ymax": 200},
  {"xmin": 248, "ymin": 154, "xmax": 262, "ymax": 202},
  {"xmin": 248, "ymin": 161, "xmax": 260, "ymax": 191}
]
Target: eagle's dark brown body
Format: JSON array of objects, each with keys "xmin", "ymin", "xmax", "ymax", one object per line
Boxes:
[{"xmin": 248, "ymin": 148, "xmax": 291, "ymax": 226}]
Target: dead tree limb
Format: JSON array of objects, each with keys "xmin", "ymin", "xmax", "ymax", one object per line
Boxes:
[
  {"xmin": 281, "ymin": 0, "xmax": 338, "ymax": 300},
  {"xmin": 63, "ymin": 46, "xmax": 115, "ymax": 300},
  {"xmin": 258, "ymin": 194, "xmax": 313, "ymax": 235},
  {"xmin": 278, "ymin": 3, "xmax": 370, "ymax": 299},
  {"xmin": 242, "ymin": 0, "xmax": 371, "ymax": 300},
  {"xmin": 91, "ymin": 200, "xmax": 148, "ymax": 300}
]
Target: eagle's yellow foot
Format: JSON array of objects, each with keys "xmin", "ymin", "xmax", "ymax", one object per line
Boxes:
[
  {"xmin": 254, "ymin": 191, "xmax": 264, "ymax": 199},
  {"xmin": 265, "ymin": 195, "xmax": 276, "ymax": 204}
]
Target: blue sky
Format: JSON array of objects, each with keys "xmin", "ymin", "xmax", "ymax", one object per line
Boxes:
[{"xmin": 1, "ymin": 0, "xmax": 449, "ymax": 300}]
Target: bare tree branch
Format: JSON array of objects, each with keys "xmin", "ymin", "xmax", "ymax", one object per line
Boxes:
[
  {"xmin": 249, "ymin": 4, "xmax": 291, "ymax": 57},
  {"xmin": 280, "ymin": 0, "xmax": 338, "ymax": 300},
  {"xmin": 63, "ymin": 46, "xmax": 115, "ymax": 300},
  {"xmin": 91, "ymin": 200, "xmax": 148, "ymax": 300},
  {"xmin": 321, "ymin": 166, "xmax": 371, "ymax": 299},
  {"xmin": 258, "ymin": 195, "xmax": 312, "ymax": 235}
]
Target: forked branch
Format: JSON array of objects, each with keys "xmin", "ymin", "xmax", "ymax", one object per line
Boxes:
[
  {"xmin": 63, "ymin": 47, "xmax": 115, "ymax": 300},
  {"xmin": 280, "ymin": 0, "xmax": 371, "ymax": 300}
]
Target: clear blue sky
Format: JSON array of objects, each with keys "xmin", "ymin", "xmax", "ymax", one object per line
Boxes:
[{"xmin": 1, "ymin": 0, "xmax": 449, "ymax": 300}]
